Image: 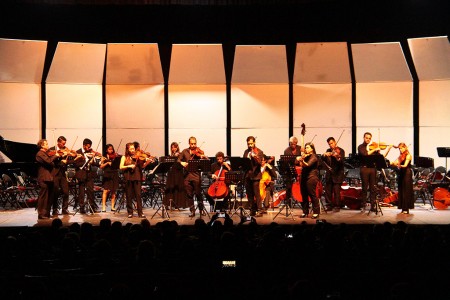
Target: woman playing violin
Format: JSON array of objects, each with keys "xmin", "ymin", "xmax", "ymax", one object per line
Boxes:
[
  {"xmin": 170, "ymin": 142, "xmax": 180, "ymax": 157},
  {"xmin": 385, "ymin": 143, "xmax": 414, "ymax": 214},
  {"xmin": 178, "ymin": 136, "xmax": 207, "ymax": 217},
  {"xmin": 297, "ymin": 142, "xmax": 320, "ymax": 219},
  {"xmin": 100, "ymin": 144, "xmax": 119, "ymax": 212},
  {"xmin": 120, "ymin": 142, "xmax": 146, "ymax": 218}
]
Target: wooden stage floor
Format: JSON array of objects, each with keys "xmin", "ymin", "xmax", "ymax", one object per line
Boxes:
[{"xmin": 1, "ymin": 200, "xmax": 449, "ymax": 228}]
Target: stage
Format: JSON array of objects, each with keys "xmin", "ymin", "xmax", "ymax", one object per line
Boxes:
[{"xmin": 1, "ymin": 200, "xmax": 448, "ymax": 228}]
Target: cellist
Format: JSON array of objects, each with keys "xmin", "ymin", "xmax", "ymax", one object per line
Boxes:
[
  {"xmin": 205, "ymin": 151, "xmax": 231, "ymax": 212},
  {"xmin": 259, "ymin": 155, "xmax": 277, "ymax": 213}
]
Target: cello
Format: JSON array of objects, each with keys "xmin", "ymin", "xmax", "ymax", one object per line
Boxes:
[{"xmin": 208, "ymin": 164, "xmax": 228, "ymax": 199}]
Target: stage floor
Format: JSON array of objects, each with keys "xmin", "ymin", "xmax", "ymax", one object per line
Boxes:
[{"xmin": 1, "ymin": 200, "xmax": 449, "ymax": 227}]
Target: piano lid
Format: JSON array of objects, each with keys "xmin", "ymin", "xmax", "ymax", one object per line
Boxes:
[{"xmin": 0, "ymin": 136, "xmax": 38, "ymax": 163}]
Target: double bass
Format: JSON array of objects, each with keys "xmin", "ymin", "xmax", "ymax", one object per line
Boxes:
[{"xmin": 207, "ymin": 164, "xmax": 228, "ymax": 199}]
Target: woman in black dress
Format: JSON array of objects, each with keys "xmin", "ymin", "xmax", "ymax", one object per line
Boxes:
[
  {"xmin": 297, "ymin": 142, "xmax": 321, "ymax": 219},
  {"xmin": 387, "ymin": 143, "xmax": 414, "ymax": 214},
  {"xmin": 100, "ymin": 144, "xmax": 119, "ymax": 212}
]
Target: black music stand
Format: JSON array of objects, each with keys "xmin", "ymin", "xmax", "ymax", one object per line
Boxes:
[
  {"xmin": 151, "ymin": 158, "xmax": 179, "ymax": 219},
  {"xmin": 360, "ymin": 155, "xmax": 386, "ymax": 216},
  {"xmin": 188, "ymin": 159, "xmax": 211, "ymax": 219},
  {"xmin": 226, "ymin": 171, "xmax": 249, "ymax": 218},
  {"xmin": 437, "ymin": 147, "xmax": 450, "ymax": 175},
  {"xmin": 110, "ymin": 155, "xmax": 122, "ymax": 170},
  {"xmin": 273, "ymin": 155, "xmax": 297, "ymax": 220}
]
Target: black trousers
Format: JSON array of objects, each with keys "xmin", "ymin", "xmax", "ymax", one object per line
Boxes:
[
  {"xmin": 37, "ymin": 180, "xmax": 54, "ymax": 218},
  {"xmin": 184, "ymin": 173, "xmax": 203, "ymax": 209},
  {"xmin": 300, "ymin": 177, "xmax": 320, "ymax": 215},
  {"xmin": 325, "ymin": 179, "xmax": 342, "ymax": 207},
  {"xmin": 245, "ymin": 178, "xmax": 261, "ymax": 213},
  {"xmin": 53, "ymin": 173, "xmax": 69, "ymax": 212},
  {"xmin": 126, "ymin": 180, "xmax": 143, "ymax": 215},
  {"xmin": 360, "ymin": 167, "xmax": 377, "ymax": 205}
]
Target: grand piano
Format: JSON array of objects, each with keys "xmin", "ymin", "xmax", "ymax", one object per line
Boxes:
[{"xmin": 0, "ymin": 136, "xmax": 39, "ymax": 179}]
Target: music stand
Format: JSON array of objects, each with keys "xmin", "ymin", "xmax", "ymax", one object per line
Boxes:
[
  {"xmin": 437, "ymin": 147, "xmax": 450, "ymax": 175},
  {"xmin": 110, "ymin": 155, "xmax": 122, "ymax": 170},
  {"xmin": 273, "ymin": 155, "xmax": 297, "ymax": 220},
  {"xmin": 360, "ymin": 155, "xmax": 386, "ymax": 216},
  {"xmin": 226, "ymin": 171, "xmax": 249, "ymax": 218},
  {"xmin": 188, "ymin": 159, "xmax": 211, "ymax": 219}
]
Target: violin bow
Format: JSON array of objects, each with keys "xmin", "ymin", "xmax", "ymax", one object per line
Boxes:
[
  {"xmin": 70, "ymin": 136, "xmax": 78, "ymax": 151},
  {"xmin": 335, "ymin": 129, "xmax": 345, "ymax": 146},
  {"xmin": 116, "ymin": 138, "xmax": 123, "ymax": 154}
]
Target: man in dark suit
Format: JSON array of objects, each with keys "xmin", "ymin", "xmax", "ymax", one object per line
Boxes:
[
  {"xmin": 243, "ymin": 136, "xmax": 265, "ymax": 217},
  {"xmin": 323, "ymin": 137, "xmax": 346, "ymax": 212}
]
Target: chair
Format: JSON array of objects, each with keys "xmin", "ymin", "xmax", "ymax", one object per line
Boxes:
[{"xmin": 1, "ymin": 174, "xmax": 22, "ymax": 209}]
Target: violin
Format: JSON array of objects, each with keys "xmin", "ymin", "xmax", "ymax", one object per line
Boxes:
[
  {"xmin": 367, "ymin": 142, "xmax": 392, "ymax": 151},
  {"xmin": 191, "ymin": 147, "xmax": 206, "ymax": 158},
  {"xmin": 133, "ymin": 150, "xmax": 155, "ymax": 162}
]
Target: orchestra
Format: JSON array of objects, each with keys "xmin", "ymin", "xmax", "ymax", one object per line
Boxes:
[{"xmin": 24, "ymin": 129, "xmax": 440, "ymax": 222}]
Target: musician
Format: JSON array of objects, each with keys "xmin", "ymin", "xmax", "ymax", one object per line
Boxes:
[
  {"xmin": 297, "ymin": 142, "xmax": 320, "ymax": 219},
  {"xmin": 178, "ymin": 136, "xmax": 207, "ymax": 217},
  {"xmin": 48, "ymin": 136, "xmax": 73, "ymax": 215},
  {"xmin": 385, "ymin": 143, "xmax": 414, "ymax": 214},
  {"xmin": 170, "ymin": 142, "xmax": 180, "ymax": 157},
  {"xmin": 322, "ymin": 137, "xmax": 346, "ymax": 212},
  {"xmin": 35, "ymin": 139, "xmax": 59, "ymax": 219},
  {"xmin": 243, "ymin": 136, "xmax": 265, "ymax": 217},
  {"xmin": 205, "ymin": 151, "xmax": 231, "ymax": 211},
  {"xmin": 120, "ymin": 142, "xmax": 148, "ymax": 218},
  {"xmin": 259, "ymin": 155, "xmax": 277, "ymax": 213},
  {"xmin": 99, "ymin": 144, "xmax": 119, "ymax": 212},
  {"xmin": 284, "ymin": 136, "xmax": 302, "ymax": 156},
  {"xmin": 358, "ymin": 132, "xmax": 381, "ymax": 212},
  {"xmin": 72, "ymin": 138, "xmax": 100, "ymax": 214}
]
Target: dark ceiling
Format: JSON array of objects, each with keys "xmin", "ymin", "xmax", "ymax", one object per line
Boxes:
[{"xmin": 1, "ymin": 0, "xmax": 449, "ymax": 45}]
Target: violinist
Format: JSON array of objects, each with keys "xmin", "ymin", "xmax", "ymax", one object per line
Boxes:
[
  {"xmin": 323, "ymin": 137, "xmax": 345, "ymax": 212},
  {"xmin": 178, "ymin": 136, "xmax": 207, "ymax": 217},
  {"xmin": 243, "ymin": 136, "xmax": 265, "ymax": 217},
  {"xmin": 120, "ymin": 142, "xmax": 146, "ymax": 218},
  {"xmin": 297, "ymin": 142, "xmax": 321, "ymax": 219},
  {"xmin": 170, "ymin": 142, "xmax": 180, "ymax": 157},
  {"xmin": 48, "ymin": 136, "xmax": 72, "ymax": 216},
  {"xmin": 205, "ymin": 152, "xmax": 232, "ymax": 211},
  {"xmin": 358, "ymin": 132, "xmax": 381, "ymax": 212},
  {"xmin": 99, "ymin": 144, "xmax": 119, "ymax": 212},
  {"xmin": 134, "ymin": 141, "xmax": 156, "ymax": 172},
  {"xmin": 36, "ymin": 139, "xmax": 60, "ymax": 219},
  {"xmin": 385, "ymin": 143, "xmax": 414, "ymax": 214},
  {"xmin": 72, "ymin": 138, "xmax": 100, "ymax": 214}
]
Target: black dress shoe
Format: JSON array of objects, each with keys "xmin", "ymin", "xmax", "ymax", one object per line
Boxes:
[
  {"xmin": 139, "ymin": 214, "xmax": 146, "ymax": 218},
  {"xmin": 128, "ymin": 214, "xmax": 133, "ymax": 218},
  {"xmin": 311, "ymin": 214, "xmax": 319, "ymax": 219},
  {"xmin": 300, "ymin": 213, "xmax": 307, "ymax": 218},
  {"xmin": 38, "ymin": 215, "xmax": 49, "ymax": 220},
  {"xmin": 62, "ymin": 210, "xmax": 70, "ymax": 215}
]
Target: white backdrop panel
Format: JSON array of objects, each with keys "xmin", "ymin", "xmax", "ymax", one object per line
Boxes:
[
  {"xmin": 46, "ymin": 84, "xmax": 102, "ymax": 129},
  {"xmin": 231, "ymin": 84, "xmax": 288, "ymax": 128},
  {"xmin": 47, "ymin": 42, "xmax": 106, "ymax": 84},
  {"xmin": 419, "ymin": 80, "xmax": 450, "ymax": 127},
  {"xmin": 294, "ymin": 42, "xmax": 351, "ymax": 83},
  {"xmin": 408, "ymin": 36, "xmax": 450, "ymax": 80},
  {"xmin": 420, "ymin": 127, "xmax": 450, "ymax": 167},
  {"xmin": 356, "ymin": 82, "xmax": 413, "ymax": 127},
  {"xmin": 106, "ymin": 85, "xmax": 164, "ymax": 128},
  {"xmin": 106, "ymin": 128, "xmax": 165, "ymax": 157},
  {"xmin": 169, "ymin": 44, "xmax": 225, "ymax": 84},
  {"xmin": 231, "ymin": 128, "xmax": 288, "ymax": 158},
  {"xmin": 169, "ymin": 85, "xmax": 226, "ymax": 129},
  {"xmin": 169, "ymin": 129, "xmax": 226, "ymax": 158},
  {"xmin": 293, "ymin": 83, "xmax": 351, "ymax": 128},
  {"xmin": 232, "ymin": 45, "xmax": 288, "ymax": 84},
  {"xmin": 0, "ymin": 82, "xmax": 41, "ymax": 143},
  {"xmin": 356, "ymin": 127, "xmax": 414, "ymax": 163},
  {"xmin": 0, "ymin": 129, "xmax": 40, "ymax": 144},
  {"xmin": 0, "ymin": 38, "xmax": 47, "ymax": 83},
  {"xmin": 352, "ymin": 42, "xmax": 412, "ymax": 82},
  {"xmin": 106, "ymin": 43, "xmax": 163, "ymax": 84}
]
